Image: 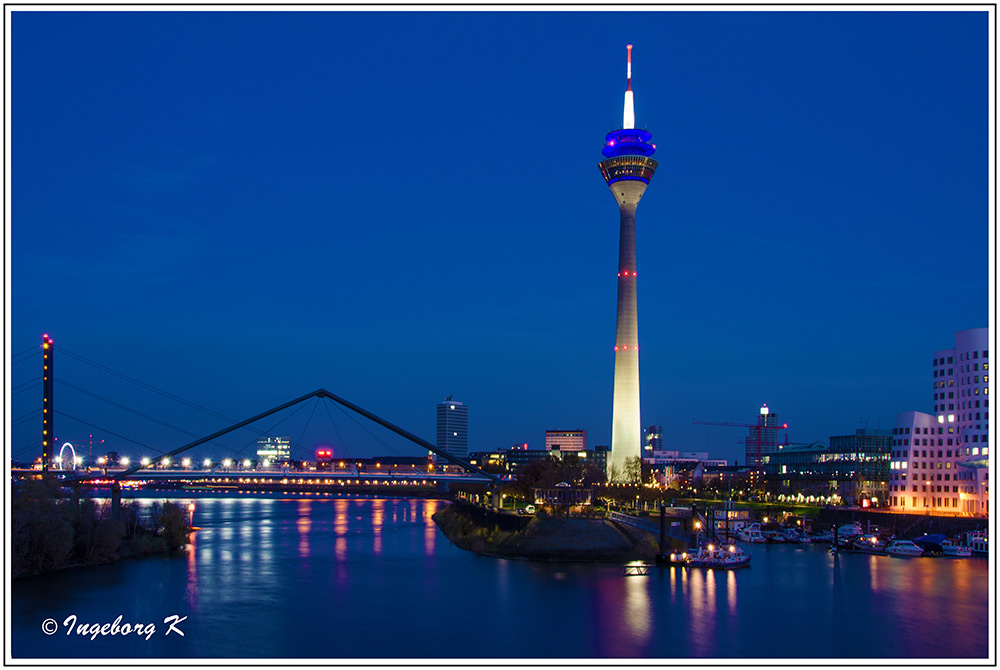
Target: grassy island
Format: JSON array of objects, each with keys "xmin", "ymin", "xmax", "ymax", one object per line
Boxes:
[{"xmin": 433, "ymin": 500, "xmax": 671, "ymax": 562}]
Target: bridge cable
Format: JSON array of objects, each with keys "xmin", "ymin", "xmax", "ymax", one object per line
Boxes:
[
  {"xmin": 12, "ymin": 440, "xmax": 44, "ymax": 458},
  {"xmin": 292, "ymin": 398, "xmax": 320, "ymax": 461},
  {"xmin": 58, "ymin": 378, "xmax": 240, "ymax": 451},
  {"xmin": 212, "ymin": 397, "xmax": 317, "ymax": 463},
  {"xmin": 54, "ymin": 410, "xmax": 164, "ymax": 455},
  {"xmin": 329, "ymin": 397, "xmax": 405, "ymax": 457},
  {"xmin": 321, "ymin": 399, "xmax": 352, "ymax": 462},
  {"xmin": 12, "ymin": 347, "xmax": 39, "ymax": 365},
  {"xmin": 12, "ymin": 409, "xmax": 42, "ymax": 426},
  {"xmin": 12, "ymin": 345, "xmax": 38, "ymax": 359},
  {"xmin": 12, "ymin": 378, "xmax": 42, "ymax": 395},
  {"xmin": 59, "ymin": 348, "xmax": 239, "ymax": 424}
]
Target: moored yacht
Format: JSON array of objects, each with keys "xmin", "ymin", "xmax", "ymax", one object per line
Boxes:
[{"xmin": 886, "ymin": 539, "xmax": 924, "ymax": 557}]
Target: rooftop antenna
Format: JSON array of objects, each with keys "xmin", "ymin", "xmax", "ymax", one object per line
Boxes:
[{"xmin": 623, "ymin": 44, "xmax": 635, "ymax": 129}]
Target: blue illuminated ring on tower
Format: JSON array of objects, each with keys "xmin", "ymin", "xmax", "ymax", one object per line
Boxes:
[{"xmin": 601, "ymin": 128, "xmax": 656, "ymax": 158}]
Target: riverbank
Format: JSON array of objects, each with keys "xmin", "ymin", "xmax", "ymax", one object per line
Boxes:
[
  {"xmin": 432, "ymin": 501, "xmax": 665, "ymax": 562},
  {"xmin": 11, "ymin": 480, "xmax": 192, "ymax": 579}
]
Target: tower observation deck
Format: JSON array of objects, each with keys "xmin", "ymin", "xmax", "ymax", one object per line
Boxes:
[{"xmin": 600, "ymin": 45, "xmax": 658, "ymax": 481}]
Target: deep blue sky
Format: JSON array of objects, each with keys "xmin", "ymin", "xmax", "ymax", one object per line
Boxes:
[{"xmin": 9, "ymin": 10, "xmax": 991, "ymax": 466}]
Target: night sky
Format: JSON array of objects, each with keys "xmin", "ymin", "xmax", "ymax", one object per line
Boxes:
[{"xmin": 9, "ymin": 9, "xmax": 991, "ymax": 466}]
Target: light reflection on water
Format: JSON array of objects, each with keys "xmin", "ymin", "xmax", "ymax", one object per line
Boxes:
[{"xmin": 10, "ymin": 494, "xmax": 991, "ymax": 660}]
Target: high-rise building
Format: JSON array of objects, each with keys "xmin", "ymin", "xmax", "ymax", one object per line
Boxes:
[
  {"xmin": 889, "ymin": 328, "xmax": 989, "ymax": 516},
  {"xmin": 643, "ymin": 425, "xmax": 662, "ymax": 456},
  {"xmin": 600, "ymin": 44, "xmax": 658, "ymax": 480},
  {"xmin": 545, "ymin": 430, "xmax": 587, "ymax": 453},
  {"xmin": 436, "ymin": 396, "xmax": 468, "ymax": 462},
  {"xmin": 744, "ymin": 404, "xmax": 786, "ymax": 468},
  {"xmin": 256, "ymin": 436, "xmax": 291, "ymax": 464}
]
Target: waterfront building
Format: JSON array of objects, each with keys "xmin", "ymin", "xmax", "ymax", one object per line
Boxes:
[
  {"xmin": 888, "ymin": 328, "xmax": 989, "ymax": 516},
  {"xmin": 760, "ymin": 428, "xmax": 891, "ymax": 503},
  {"xmin": 600, "ymin": 45, "xmax": 658, "ymax": 480},
  {"xmin": 545, "ymin": 430, "xmax": 587, "ymax": 453},
  {"xmin": 471, "ymin": 444, "xmax": 608, "ymax": 473},
  {"xmin": 644, "ymin": 449, "xmax": 727, "ymax": 487},
  {"xmin": 256, "ymin": 436, "xmax": 291, "ymax": 465},
  {"xmin": 436, "ymin": 396, "xmax": 468, "ymax": 463},
  {"xmin": 643, "ymin": 425, "xmax": 662, "ymax": 456}
]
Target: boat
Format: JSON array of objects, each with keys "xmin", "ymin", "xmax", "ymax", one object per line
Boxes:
[
  {"xmin": 737, "ymin": 523, "xmax": 767, "ymax": 543},
  {"xmin": 941, "ymin": 539, "xmax": 972, "ymax": 558},
  {"xmin": 913, "ymin": 534, "xmax": 946, "ymax": 556},
  {"xmin": 886, "ymin": 540, "xmax": 924, "ymax": 557},
  {"xmin": 686, "ymin": 543, "xmax": 751, "ymax": 569},
  {"xmin": 844, "ymin": 534, "xmax": 888, "ymax": 555},
  {"xmin": 964, "ymin": 531, "xmax": 988, "ymax": 555},
  {"xmin": 809, "ymin": 529, "xmax": 835, "ymax": 544},
  {"xmin": 835, "ymin": 522, "xmax": 863, "ymax": 540},
  {"xmin": 781, "ymin": 527, "xmax": 807, "ymax": 543}
]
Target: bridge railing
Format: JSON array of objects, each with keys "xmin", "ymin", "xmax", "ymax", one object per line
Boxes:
[{"xmin": 607, "ymin": 511, "xmax": 690, "ymax": 543}]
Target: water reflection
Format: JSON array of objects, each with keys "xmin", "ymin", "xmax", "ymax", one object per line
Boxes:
[
  {"xmin": 372, "ymin": 499, "xmax": 385, "ymax": 555},
  {"xmin": 623, "ymin": 569, "xmax": 651, "ymax": 644},
  {"xmin": 423, "ymin": 500, "xmax": 438, "ymax": 555},
  {"xmin": 687, "ymin": 569, "xmax": 717, "ymax": 656},
  {"xmin": 186, "ymin": 535, "xmax": 198, "ymax": 610},
  {"xmin": 334, "ymin": 499, "xmax": 349, "ymax": 563},
  {"xmin": 296, "ymin": 500, "xmax": 312, "ymax": 558},
  {"xmin": 726, "ymin": 570, "xmax": 737, "ymax": 616}
]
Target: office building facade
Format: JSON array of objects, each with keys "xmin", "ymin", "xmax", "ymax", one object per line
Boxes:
[
  {"xmin": 436, "ymin": 397, "xmax": 469, "ymax": 462},
  {"xmin": 545, "ymin": 430, "xmax": 587, "ymax": 453}
]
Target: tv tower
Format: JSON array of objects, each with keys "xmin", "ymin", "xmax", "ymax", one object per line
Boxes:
[{"xmin": 599, "ymin": 44, "xmax": 657, "ymax": 480}]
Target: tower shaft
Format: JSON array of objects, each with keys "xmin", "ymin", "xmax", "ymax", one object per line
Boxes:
[{"xmin": 606, "ymin": 179, "xmax": 650, "ymax": 479}]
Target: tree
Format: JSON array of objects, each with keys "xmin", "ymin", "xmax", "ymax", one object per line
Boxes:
[
  {"xmin": 11, "ymin": 479, "xmax": 75, "ymax": 578},
  {"xmin": 152, "ymin": 502, "xmax": 190, "ymax": 550},
  {"xmin": 623, "ymin": 456, "xmax": 644, "ymax": 486}
]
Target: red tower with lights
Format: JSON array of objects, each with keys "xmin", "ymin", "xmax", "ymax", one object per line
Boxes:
[{"xmin": 41, "ymin": 334, "xmax": 54, "ymax": 472}]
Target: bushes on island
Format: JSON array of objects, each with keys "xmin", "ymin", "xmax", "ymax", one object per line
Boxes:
[{"xmin": 11, "ymin": 479, "xmax": 191, "ymax": 579}]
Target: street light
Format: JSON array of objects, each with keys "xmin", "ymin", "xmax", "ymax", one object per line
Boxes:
[
  {"xmin": 182, "ymin": 458, "xmax": 191, "ymax": 468},
  {"xmin": 203, "ymin": 458, "xmax": 212, "ymax": 468}
]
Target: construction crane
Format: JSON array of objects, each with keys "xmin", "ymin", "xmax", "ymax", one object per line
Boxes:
[{"xmin": 693, "ymin": 403, "xmax": 788, "ymax": 468}]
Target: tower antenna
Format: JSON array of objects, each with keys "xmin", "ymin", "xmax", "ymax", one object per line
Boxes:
[{"xmin": 623, "ymin": 44, "xmax": 635, "ymax": 129}]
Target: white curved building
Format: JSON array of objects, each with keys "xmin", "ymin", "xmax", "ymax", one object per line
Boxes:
[{"xmin": 889, "ymin": 328, "xmax": 989, "ymax": 516}]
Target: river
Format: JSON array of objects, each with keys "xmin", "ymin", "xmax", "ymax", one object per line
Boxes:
[{"xmin": 10, "ymin": 492, "xmax": 991, "ymax": 660}]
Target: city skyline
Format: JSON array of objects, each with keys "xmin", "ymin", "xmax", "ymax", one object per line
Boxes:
[{"xmin": 9, "ymin": 9, "xmax": 991, "ymax": 466}]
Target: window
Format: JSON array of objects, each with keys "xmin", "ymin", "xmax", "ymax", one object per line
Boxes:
[{"xmin": 975, "ymin": 351, "xmax": 979, "ymax": 359}]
